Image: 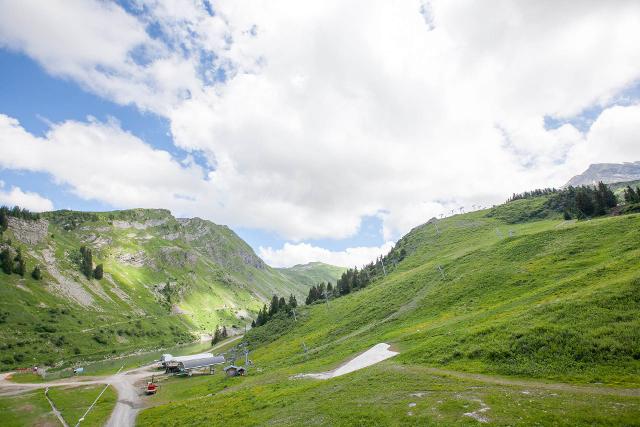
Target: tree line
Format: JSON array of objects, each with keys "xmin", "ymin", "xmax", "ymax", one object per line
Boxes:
[
  {"xmin": 252, "ymin": 294, "xmax": 298, "ymax": 328},
  {"xmin": 0, "ymin": 246, "xmax": 41, "ymax": 279},
  {"xmin": 623, "ymin": 185, "xmax": 640, "ymax": 204},
  {"xmin": 507, "ymin": 188, "xmax": 558, "ymax": 202},
  {"xmin": 545, "ymin": 182, "xmax": 617, "ymax": 219},
  {"xmin": 306, "ymin": 245, "xmax": 407, "ymax": 305}
]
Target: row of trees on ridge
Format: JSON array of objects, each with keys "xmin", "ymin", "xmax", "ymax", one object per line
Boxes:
[{"xmin": 252, "ymin": 294, "xmax": 298, "ymax": 328}]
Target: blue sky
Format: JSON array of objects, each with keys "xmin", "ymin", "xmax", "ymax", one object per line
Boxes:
[
  {"xmin": 1, "ymin": 1, "xmax": 639, "ymax": 267},
  {"xmin": 0, "ymin": 48, "xmax": 386, "ymax": 257}
]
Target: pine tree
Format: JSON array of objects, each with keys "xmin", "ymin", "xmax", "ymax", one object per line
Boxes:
[
  {"xmin": 0, "ymin": 210, "xmax": 7, "ymax": 234},
  {"xmin": 79, "ymin": 246, "xmax": 93, "ymax": 278},
  {"xmin": 288, "ymin": 294, "xmax": 297, "ymax": 308},
  {"xmin": 1, "ymin": 248, "xmax": 13, "ymax": 274},
  {"xmin": 251, "ymin": 319, "xmax": 256, "ymax": 328},
  {"xmin": 14, "ymin": 253, "xmax": 26, "ymax": 276},
  {"xmin": 212, "ymin": 325, "xmax": 222, "ymax": 345},
  {"xmin": 222, "ymin": 325, "xmax": 228, "ymax": 338},
  {"xmin": 625, "ymin": 186, "xmax": 640, "ymax": 203},
  {"xmin": 575, "ymin": 188, "xmax": 595, "ymax": 217},
  {"xmin": 31, "ymin": 265, "xmax": 42, "ymax": 280},
  {"xmin": 93, "ymin": 264, "xmax": 104, "ymax": 280},
  {"xmin": 279, "ymin": 296, "xmax": 287, "ymax": 310},
  {"xmin": 269, "ymin": 295, "xmax": 279, "ymax": 316}
]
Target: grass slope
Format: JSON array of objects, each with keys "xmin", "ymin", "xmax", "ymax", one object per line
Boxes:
[
  {"xmin": 277, "ymin": 262, "xmax": 346, "ymax": 287},
  {"xmin": 0, "ymin": 384, "xmax": 116, "ymax": 427},
  {"xmin": 0, "ymin": 208, "xmax": 310, "ymax": 371},
  {"xmin": 139, "ymin": 203, "xmax": 640, "ymax": 425}
]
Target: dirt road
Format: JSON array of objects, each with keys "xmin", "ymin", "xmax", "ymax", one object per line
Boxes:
[
  {"xmin": 0, "ymin": 335, "xmax": 243, "ymax": 426},
  {"xmin": 0, "ymin": 366, "xmax": 156, "ymax": 426}
]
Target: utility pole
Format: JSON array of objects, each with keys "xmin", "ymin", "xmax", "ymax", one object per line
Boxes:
[
  {"xmin": 437, "ymin": 265, "xmax": 445, "ymax": 280},
  {"xmin": 380, "ymin": 258, "xmax": 387, "ymax": 276},
  {"xmin": 292, "ymin": 308, "xmax": 297, "ymax": 322}
]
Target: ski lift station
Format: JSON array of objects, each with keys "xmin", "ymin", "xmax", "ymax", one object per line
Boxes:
[{"xmin": 162, "ymin": 352, "xmax": 225, "ymax": 375}]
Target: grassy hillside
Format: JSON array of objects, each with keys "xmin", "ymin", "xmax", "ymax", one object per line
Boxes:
[
  {"xmin": 277, "ymin": 262, "xmax": 345, "ymax": 287},
  {"xmin": 0, "ymin": 208, "xmax": 310, "ymax": 371},
  {"xmin": 139, "ymin": 201, "xmax": 640, "ymax": 425}
]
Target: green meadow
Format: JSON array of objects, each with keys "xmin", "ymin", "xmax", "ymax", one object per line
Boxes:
[{"xmin": 138, "ymin": 201, "xmax": 640, "ymax": 425}]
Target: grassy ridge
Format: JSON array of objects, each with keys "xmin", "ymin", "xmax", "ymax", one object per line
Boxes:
[
  {"xmin": 0, "ymin": 208, "xmax": 314, "ymax": 371},
  {"xmin": 139, "ymin": 204, "xmax": 640, "ymax": 425},
  {"xmin": 277, "ymin": 262, "xmax": 345, "ymax": 287}
]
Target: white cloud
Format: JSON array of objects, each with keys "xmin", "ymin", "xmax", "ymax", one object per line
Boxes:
[
  {"xmin": 259, "ymin": 241, "xmax": 395, "ymax": 268},
  {"xmin": 0, "ymin": 115, "xmax": 208, "ymax": 213},
  {"xmin": 0, "ymin": 181, "xmax": 54, "ymax": 212},
  {"xmin": 1, "ymin": 0, "xmax": 640, "ymax": 245}
]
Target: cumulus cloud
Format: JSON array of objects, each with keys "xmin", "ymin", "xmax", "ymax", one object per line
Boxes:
[
  {"xmin": 259, "ymin": 241, "xmax": 395, "ymax": 268},
  {"xmin": 0, "ymin": 181, "xmax": 54, "ymax": 212},
  {"xmin": 1, "ymin": 0, "xmax": 640, "ymax": 247},
  {"xmin": 0, "ymin": 114, "xmax": 208, "ymax": 213}
]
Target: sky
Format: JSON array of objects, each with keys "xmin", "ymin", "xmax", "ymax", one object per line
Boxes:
[{"xmin": 1, "ymin": 0, "xmax": 640, "ymax": 268}]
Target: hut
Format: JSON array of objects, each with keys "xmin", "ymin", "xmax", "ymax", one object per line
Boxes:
[
  {"xmin": 175, "ymin": 355, "xmax": 225, "ymax": 376},
  {"xmin": 223, "ymin": 365, "xmax": 246, "ymax": 377}
]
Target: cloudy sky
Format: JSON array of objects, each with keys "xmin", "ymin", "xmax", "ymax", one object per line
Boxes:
[{"xmin": 1, "ymin": 0, "xmax": 639, "ymax": 267}]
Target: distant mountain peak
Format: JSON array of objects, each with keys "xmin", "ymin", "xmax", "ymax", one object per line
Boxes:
[{"xmin": 565, "ymin": 161, "xmax": 640, "ymax": 187}]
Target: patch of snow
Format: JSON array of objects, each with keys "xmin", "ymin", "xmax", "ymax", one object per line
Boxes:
[
  {"xmin": 408, "ymin": 402, "xmax": 416, "ymax": 407},
  {"xmin": 294, "ymin": 343, "xmax": 399, "ymax": 380}
]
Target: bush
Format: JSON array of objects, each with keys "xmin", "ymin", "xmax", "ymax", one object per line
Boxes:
[{"xmin": 31, "ymin": 265, "xmax": 42, "ymax": 280}]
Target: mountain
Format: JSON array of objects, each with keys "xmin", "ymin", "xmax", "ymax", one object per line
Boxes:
[
  {"xmin": 565, "ymin": 161, "xmax": 640, "ymax": 187},
  {"xmin": 277, "ymin": 262, "xmax": 345, "ymax": 287},
  {"xmin": 0, "ymin": 208, "xmax": 314, "ymax": 370},
  {"xmin": 139, "ymin": 194, "xmax": 640, "ymax": 425}
]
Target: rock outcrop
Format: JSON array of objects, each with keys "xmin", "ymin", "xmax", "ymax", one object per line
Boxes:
[
  {"xmin": 565, "ymin": 162, "xmax": 640, "ymax": 187},
  {"xmin": 8, "ymin": 217, "xmax": 49, "ymax": 245}
]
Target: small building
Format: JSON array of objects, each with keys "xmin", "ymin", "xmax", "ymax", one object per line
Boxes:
[
  {"xmin": 223, "ymin": 365, "xmax": 246, "ymax": 377},
  {"xmin": 162, "ymin": 352, "xmax": 214, "ymax": 371},
  {"xmin": 174, "ymin": 355, "xmax": 225, "ymax": 376}
]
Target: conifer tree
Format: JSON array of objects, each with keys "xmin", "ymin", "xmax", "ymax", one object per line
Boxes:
[
  {"xmin": 0, "ymin": 210, "xmax": 7, "ymax": 234},
  {"xmin": 93, "ymin": 264, "xmax": 104, "ymax": 280},
  {"xmin": 269, "ymin": 295, "xmax": 279, "ymax": 316},
  {"xmin": 31, "ymin": 265, "xmax": 42, "ymax": 280},
  {"xmin": 288, "ymin": 294, "xmax": 297, "ymax": 308},
  {"xmin": 279, "ymin": 296, "xmax": 286, "ymax": 310},
  {"xmin": 212, "ymin": 325, "xmax": 222, "ymax": 344},
  {"xmin": 79, "ymin": 246, "xmax": 93, "ymax": 278},
  {"xmin": 14, "ymin": 249, "xmax": 26, "ymax": 277},
  {"xmin": 222, "ymin": 325, "xmax": 228, "ymax": 338},
  {"xmin": 1, "ymin": 248, "xmax": 12, "ymax": 274}
]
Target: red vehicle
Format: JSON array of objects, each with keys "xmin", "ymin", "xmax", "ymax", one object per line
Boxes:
[{"xmin": 145, "ymin": 376, "xmax": 158, "ymax": 395}]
